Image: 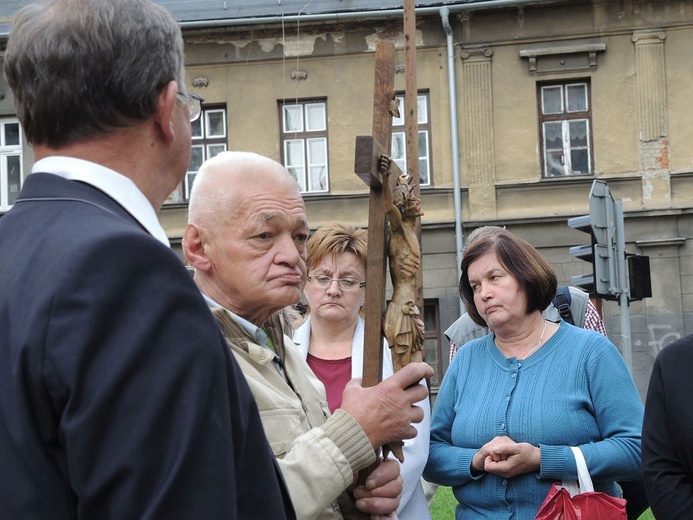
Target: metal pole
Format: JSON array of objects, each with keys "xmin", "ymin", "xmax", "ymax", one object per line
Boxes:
[{"xmin": 615, "ymin": 200, "xmax": 632, "ymax": 372}]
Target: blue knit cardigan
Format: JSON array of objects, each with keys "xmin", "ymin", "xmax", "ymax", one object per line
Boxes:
[{"xmin": 424, "ymin": 321, "xmax": 643, "ymax": 520}]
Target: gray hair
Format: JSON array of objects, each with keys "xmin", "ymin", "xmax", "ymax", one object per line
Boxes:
[
  {"xmin": 4, "ymin": 0, "xmax": 185, "ymax": 147},
  {"xmin": 465, "ymin": 225, "xmax": 506, "ymax": 252},
  {"xmin": 188, "ymin": 151, "xmax": 299, "ymax": 229}
]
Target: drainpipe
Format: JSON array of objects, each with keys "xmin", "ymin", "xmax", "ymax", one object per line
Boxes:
[{"xmin": 440, "ymin": 7, "xmax": 465, "ymax": 316}]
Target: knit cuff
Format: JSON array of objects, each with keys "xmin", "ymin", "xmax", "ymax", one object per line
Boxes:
[
  {"xmin": 539, "ymin": 444, "xmax": 570, "ymax": 480},
  {"xmin": 322, "ymin": 409, "xmax": 377, "ymax": 472}
]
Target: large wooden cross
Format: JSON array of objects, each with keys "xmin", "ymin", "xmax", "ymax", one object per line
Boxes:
[
  {"xmin": 348, "ymin": 5, "xmax": 419, "ymax": 515},
  {"xmin": 350, "ymin": 44, "xmax": 405, "ymax": 520},
  {"xmin": 354, "ymin": 40, "xmax": 397, "ymax": 388},
  {"xmin": 353, "ymin": 0, "xmax": 421, "ymax": 389}
]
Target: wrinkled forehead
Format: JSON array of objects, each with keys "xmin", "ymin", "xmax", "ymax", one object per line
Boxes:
[
  {"xmin": 230, "ymin": 164, "xmax": 305, "ymax": 213},
  {"xmin": 310, "ymin": 251, "xmax": 365, "ymax": 273},
  {"xmin": 468, "ymin": 251, "xmax": 506, "ymax": 279},
  {"xmin": 240, "ymin": 183, "xmax": 308, "ymax": 228}
]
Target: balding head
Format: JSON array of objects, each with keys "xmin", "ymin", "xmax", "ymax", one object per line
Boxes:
[
  {"xmin": 184, "ymin": 151, "xmax": 309, "ymax": 325},
  {"xmin": 188, "ymin": 151, "xmax": 300, "ymax": 231}
]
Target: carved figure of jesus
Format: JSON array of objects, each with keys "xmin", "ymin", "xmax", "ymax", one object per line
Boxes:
[{"xmin": 380, "ymin": 155, "xmax": 425, "ymax": 372}]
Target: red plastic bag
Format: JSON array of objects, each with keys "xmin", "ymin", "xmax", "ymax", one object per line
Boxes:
[
  {"xmin": 536, "ymin": 483, "xmax": 627, "ymax": 519},
  {"xmin": 535, "ymin": 447, "xmax": 627, "ymax": 519}
]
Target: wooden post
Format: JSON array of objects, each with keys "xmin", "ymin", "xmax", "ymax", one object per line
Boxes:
[{"xmin": 403, "ymin": 0, "xmax": 425, "ymax": 319}]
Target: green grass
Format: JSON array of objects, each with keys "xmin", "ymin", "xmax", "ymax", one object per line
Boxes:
[
  {"xmin": 428, "ymin": 486, "xmax": 455, "ymax": 519},
  {"xmin": 429, "ymin": 486, "xmax": 457, "ymax": 520},
  {"xmin": 428, "ymin": 486, "xmax": 656, "ymax": 519}
]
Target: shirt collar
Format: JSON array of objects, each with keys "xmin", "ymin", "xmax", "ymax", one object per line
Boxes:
[
  {"xmin": 202, "ymin": 293, "xmax": 269, "ymax": 347},
  {"xmin": 32, "ymin": 156, "xmax": 170, "ymax": 247}
]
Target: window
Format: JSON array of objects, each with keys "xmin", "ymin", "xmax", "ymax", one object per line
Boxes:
[
  {"xmin": 185, "ymin": 106, "xmax": 227, "ymax": 199},
  {"xmin": 538, "ymin": 81, "xmax": 592, "ymax": 177},
  {"xmin": 0, "ymin": 120, "xmax": 22, "ymax": 211},
  {"xmin": 423, "ymin": 299, "xmax": 442, "ymax": 392},
  {"xmin": 279, "ymin": 99, "xmax": 328, "ymax": 193},
  {"xmin": 391, "ymin": 92, "xmax": 432, "ymax": 186}
]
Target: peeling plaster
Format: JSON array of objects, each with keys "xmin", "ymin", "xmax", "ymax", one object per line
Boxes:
[
  {"xmin": 253, "ymin": 33, "xmax": 329, "ymax": 57},
  {"xmin": 227, "ymin": 39, "xmax": 251, "ymax": 49},
  {"xmin": 642, "ymin": 170, "xmax": 668, "ymax": 200},
  {"xmin": 365, "ymin": 29, "xmax": 423, "ymax": 52},
  {"xmin": 331, "ymin": 31, "xmax": 346, "ymax": 43},
  {"xmin": 643, "ymin": 176, "xmax": 653, "ymax": 200}
]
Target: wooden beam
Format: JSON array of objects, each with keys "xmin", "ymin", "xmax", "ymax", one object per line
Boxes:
[
  {"xmin": 354, "ymin": 135, "xmax": 403, "ymax": 187},
  {"xmin": 355, "ymin": 40, "xmax": 395, "ymax": 388}
]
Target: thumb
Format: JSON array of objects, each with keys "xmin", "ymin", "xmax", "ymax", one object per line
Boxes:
[{"xmin": 492, "ymin": 444, "xmax": 513, "ymax": 457}]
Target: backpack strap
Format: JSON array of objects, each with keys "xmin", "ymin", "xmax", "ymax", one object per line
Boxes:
[{"xmin": 552, "ymin": 286, "xmax": 574, "ymax": 325}]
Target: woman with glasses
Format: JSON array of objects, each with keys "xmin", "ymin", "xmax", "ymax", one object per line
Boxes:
[{"xmin": 294, "ymin": 223, "xmax": 432, "ymax": 520}]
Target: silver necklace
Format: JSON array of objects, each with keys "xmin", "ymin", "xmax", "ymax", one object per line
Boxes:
[{"xmin": 522, "ymin": 319, "xmax": 548, "ymax": 359}]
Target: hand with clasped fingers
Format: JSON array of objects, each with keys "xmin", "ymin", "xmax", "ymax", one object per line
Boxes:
[
  {"xmin": 471, "ymin": 436, "xmax": 541, "ymax": 479},
  {"xmin": 352, "ymin": 458, "xmax": 403, "ymax": 518}
]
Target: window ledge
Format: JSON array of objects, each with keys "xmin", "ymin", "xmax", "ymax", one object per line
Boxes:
[{"xmin": 520, "ymin": 43, "xmax": 606, "ymax": 74}]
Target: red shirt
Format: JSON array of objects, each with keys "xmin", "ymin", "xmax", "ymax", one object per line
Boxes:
[{"xmin": 306, "ymin": 354, "xmax": 351, "ymax": 413}]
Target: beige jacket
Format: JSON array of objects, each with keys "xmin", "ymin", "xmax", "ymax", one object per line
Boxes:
[{"xmin": 212, "ymin": 309, "xmax": 376, "ymax": 520}]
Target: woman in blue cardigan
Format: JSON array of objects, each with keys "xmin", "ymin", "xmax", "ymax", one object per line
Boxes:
[{"xmin": 424, "ymin": 229, "xmax": 643, "ymax": 519}]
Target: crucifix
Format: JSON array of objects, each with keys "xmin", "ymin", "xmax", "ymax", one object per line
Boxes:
[{"xmin": 353, "ymin": 0, "xmax": 424, "ymax": 464}]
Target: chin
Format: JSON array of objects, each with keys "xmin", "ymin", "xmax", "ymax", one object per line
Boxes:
[
  {"xmin": 315, "ymin": 308, "xmax": 345, "ymax": 320},
  {"xmin": 276, "ymin": 288, "xmax": 301, "ymax": 308}
]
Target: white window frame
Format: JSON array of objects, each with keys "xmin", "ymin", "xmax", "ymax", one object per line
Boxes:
[
  {"xmin": 0, "ymin": 119, "xmax": 23, "ymax": 212},
  {"xmin": 280, "ymin": 100, "xmax": 329, "ymax": 193},
  {"xmin": 391, "ymin": 92, "xmax": 432, "ymax": 186},
  {"xmin": 539, "ymin": 82, "xmax": 592, "ymax": 177},
  {"xmin": 185, "ymin": 106, "xmax": 227, "ymax": 199}
]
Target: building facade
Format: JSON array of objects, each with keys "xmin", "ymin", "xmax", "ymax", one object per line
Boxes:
[{"xmin": 1, "ymin": 0, "xmax": 692, "ymax": 397}]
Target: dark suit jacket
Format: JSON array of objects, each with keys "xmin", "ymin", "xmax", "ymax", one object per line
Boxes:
[
  {"xmin": 0, "ymin": 173, "xmax": 295, "ymax": 519},
  {"xmin": 642, "ymin": 334, "xmax": 693, "ymax": 519}
]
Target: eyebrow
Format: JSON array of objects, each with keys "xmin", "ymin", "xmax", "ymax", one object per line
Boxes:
[
  {"xmin": 469, "ymin": 267, "xmax": 503, "ymax": 283},
  {"xmin": 313, "ymin": 268, "xmax": 360, "ymax": 278},
  {"xmin": 259, "ymin": 211, "xmax": 281, "ymax": 223},
  {"xmin": 259, "ymin": 211, "xmax": 308, "ymax": 227}
]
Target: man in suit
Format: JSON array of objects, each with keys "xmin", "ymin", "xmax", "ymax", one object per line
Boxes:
[{"xmin": 0, "ymin": 1, "xmax": 294, "ymax": 519}]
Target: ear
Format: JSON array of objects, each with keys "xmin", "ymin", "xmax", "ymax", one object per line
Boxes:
[
  {"xmin": 153, "ymin": 80, "xmax": 179, "ymax": 144},
  {"xmin": 183, "ymin": 223, "xmax": 212, "ymax": 272}
]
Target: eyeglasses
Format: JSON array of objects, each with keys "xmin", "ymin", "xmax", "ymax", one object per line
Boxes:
[
  {"xmin": 177, "ymin": 91, "xmax": 204, "ymax": 122},
  {"xmin": 307, "ymin": 274, "xmax": 366, "ymax": 292}
]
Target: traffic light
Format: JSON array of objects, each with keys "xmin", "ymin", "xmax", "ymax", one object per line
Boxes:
[
  {"xmin": 567, "ymin": 216, "xmax": 597, "ymax": 293},
  {"xmin": 627, "ymin": 254, "xmax": 652, "ymax": 301},
  {"xmin": 567, "ymin": 181, "xmax": 617, "ymax": 299}
]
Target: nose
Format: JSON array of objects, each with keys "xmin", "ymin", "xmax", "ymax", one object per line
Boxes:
[
  {"xmin": 275, "ymin": 233, "xmax": 302, "ymax": 267},
  {"xmin": 477, "ymin": 281, "xmax": 492, "ymax": 301},
  {"xmin": 325, "ymin": 279, "xmax": 342, "ymax": 295}
]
